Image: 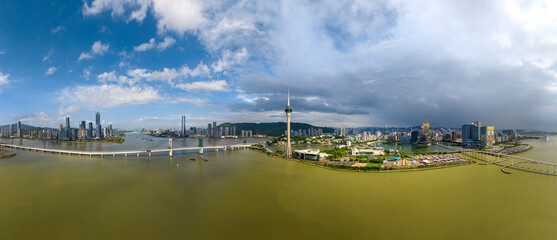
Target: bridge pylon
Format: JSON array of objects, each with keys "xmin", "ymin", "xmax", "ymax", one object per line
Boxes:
[{"xmin": 169, "ymin": 138, "xmax": 173, "ymax": 157}]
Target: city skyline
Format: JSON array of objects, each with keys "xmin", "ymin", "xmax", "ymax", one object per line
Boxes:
[{"xmin": 3, "ymin": 1, "xmax": 557, "ymax": 130}]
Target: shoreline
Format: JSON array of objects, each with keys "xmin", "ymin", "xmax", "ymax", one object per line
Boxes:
[
  {"xmin": 509, "ymin": 145, "xmax": 534, "ymax": 155},
  {"xmin": 252, "ymin": 147, "xmax": 474, "ymax": 173},
  {"xmin": 0, "ymin": 149, "xmax": 16, "ymax": 158}
]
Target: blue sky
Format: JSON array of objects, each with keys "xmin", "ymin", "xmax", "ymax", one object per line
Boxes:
[{"xmin": 2, "ymin": 0, "xmax": 557, "ymax": 130}]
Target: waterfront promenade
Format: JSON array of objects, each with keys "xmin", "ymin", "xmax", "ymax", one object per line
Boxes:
[{"xmin": 0, "ymin": 142, "xmax": 256, "ymax": 157}]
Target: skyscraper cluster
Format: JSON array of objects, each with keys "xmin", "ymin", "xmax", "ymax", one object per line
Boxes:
[
  {"xmin": 286, "ymin": 128, "xmax": 324, "ymax": 137},
  {"xmin": 0, "ymin": 122, "xmax": 22, "ymax": 138},
  {"xmin": 240, "ymin": 130, "xmax": 253, "ymax": 138},
  {"xmin": 462, "ymin": 121, "xmax": 495, "ymax": 146},
  {"xmin": 60, "ymin": 113, "xmax": 115, "ymax": 141},
  {"xmin": 204, "ymin": 121, "xmax": 237, "ymax": 138},
  {"xmin": 0, "ymin": 111, "xmax": 116, "ymax": 141}
]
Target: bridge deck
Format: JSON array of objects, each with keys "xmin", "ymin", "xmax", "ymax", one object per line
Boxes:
[
  {"xmin": 436, "ymin": 143, "xmax": 557, "ymax": 175},
  {"xmin": 0, "ymin": 143, "xmax": 254, "ymax": 156}
]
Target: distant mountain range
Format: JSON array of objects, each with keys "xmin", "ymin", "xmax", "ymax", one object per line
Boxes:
[
  {"xmin": 218, "ymin": 122, "xmax": 335, "ymax": 136},
  {"xmin": 0, "ymin": 123, "xmax": 36, "ymax": 130},
  {"xmin": 0, "ymin": 124, "xmax": 57, "ymax": 135}
]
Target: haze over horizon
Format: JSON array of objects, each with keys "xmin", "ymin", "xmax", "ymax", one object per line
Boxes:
[{"xmin": 1, "ymin": 1, "xmax": 557, "ymax": 130}]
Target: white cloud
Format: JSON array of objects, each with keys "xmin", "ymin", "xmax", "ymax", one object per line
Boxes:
[
  {"xmin": 91, "ymin": 46, "xmax": 244, "ymax": 92},
  {"xmin": 125, "ymin": 66, "xmax": 190, "ymax": 84},
  {"xmin": 157, "ymin": 37, "xmax": 176, "ymax": 50},
  {"xmin": 190, "ymin": 63, "xmax": 210, "ymax": 77},
  {"xmin": 17, "ymin": 112, "xmax": 50, "ymax": 123},
  {"xmin": 138, "ymin": 116, "xmax": 167, "ymax": 121},
  {"xmin": 175, "ymin": 80, "xmax": 230, "ymax": 92},
  {"xmin": 171, "ymin": 97, "xmax": 210, "ymax": 106},
  {"xmin": 45, "ymin": 67, "xmax": 58, "ymax": 75},
  {"xmin": 0, "ymin": 71, "xmax": 9, "ymax": 93},
  {"xmin": 129, "ymin": 0, "xmax": 151, "ymax": 22},
  {"xmin": 145, "ymin": 67, "xmax": 183, "ymax": 82},
  {"xmin": 134, "ymin": 37, "xmax": 176, "ymax": 52},
  {"xmin": 212, "ymin": 47, "xmax": 248, "ymax": 72},
  {"xmin": 127, "ymin": 68, "xmax": 150, "ymax": 79},
  {"xmin": 81, "ymin": 66, "xmax": 93, "ymax": 80},
  {"xmin": 152, "ymin": 0, "xmax": 206, "ymax": 34},
  {"xmin": 58, "ymin": 105, "xmax": 81, "ymax": 115},
  {"xmin": 78, "ymin": 52, "xmax": 93, "ymax": 60},
  {"xmin": 78, "ymin": 41, "xmax": 110, "ymax": 60},
  {"xmin": 43, "ymin": 49, "xmax": 54, "ymax": 62},
  {"xmin": 134, "ymin": 38, "xmax": 156, "ymax": 51},
  {"xmin": 98, "ymin": 71, "xmax": 138, "ymax": 85},
  {"xmin": 84, "ymin": 0, "xmax": 205, "ymax": 33},
  {"xmin": 58, "ymin": 84, "xmax": 164, "ymax": 113},
  {"xmin": 236, "ymin": 94, "xmax": 256, "ymax": 103},
  {"xmin": 51, "ymin": 26, "xmax": 64, "ymax": 33},
  {"xmin": 91, "ymin": 41, "xmax": 110, "ymax": 55},
  {"xmin": 83, "ymin": 0, "xmax": 151, "ymax": 22},
  {"xmin": 97, "ymin": 71, "xmax": 118, "ymax": 82}
]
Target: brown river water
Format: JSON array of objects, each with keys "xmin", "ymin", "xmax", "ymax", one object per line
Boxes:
[{"xmin": 0, "ymin": 134, "xmax": 556, "ymax": 239}]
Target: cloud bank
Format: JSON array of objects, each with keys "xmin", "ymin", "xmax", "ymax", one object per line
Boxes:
[{"xmin": 81, "ymin": 0, "xmax": 557, "ymax": 128}]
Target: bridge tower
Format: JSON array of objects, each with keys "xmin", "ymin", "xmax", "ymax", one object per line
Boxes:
[
  {"xmin": 198, "ymin": 137, "xmax": 204, "ymax": 154},
  {"xmin": 169, "ymin": 138, "xmax": 173, "ymax": 157}
]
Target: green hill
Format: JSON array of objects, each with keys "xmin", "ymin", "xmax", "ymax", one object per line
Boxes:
[
  {"xmin": 0, "ymin": 124, "xmax": 57, "ymax": 134},
  {"xmin": 0, "ymin": 123, "xmax": 36, "ymax": 130},
  {"xmin": 217, "ymin": 122, "xmax": 335, "ymax": 136}
]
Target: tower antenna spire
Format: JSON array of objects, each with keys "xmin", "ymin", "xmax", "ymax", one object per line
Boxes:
[{"xmin": 287, "ymin": 88, "xmax": 290, "ymax": 106}]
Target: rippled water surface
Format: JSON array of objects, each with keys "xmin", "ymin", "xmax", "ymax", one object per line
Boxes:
[{"xmin": 1, "ymin": 135, "xmax": 556, "ymax": 239}]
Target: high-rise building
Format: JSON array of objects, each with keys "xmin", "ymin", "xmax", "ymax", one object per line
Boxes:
[
  {"xmin": 212, "ymin": 122, "xmax": 217, "ymax": 137},
  {"xmin": 422, "ymin": 121, "xmax": 430, "ymax": 138},
  {"xmin": 480, "ymin": 126, "xmax": 495, "ymax": 145},
  {"xmin": 285, "ymin": 89, "xmax": 293, "ymax": 157},
  {"xmin": 9, "ymin": 123, "xmax": 13, "ymax": 137},
  {"xmin": 96, "ymin": 112, "xmax": 102, "ymax": 139},
  {"xmin": 470, "ymin": 121, "xmax": 481, "ymax": 142},
  {"xmin": 462, "ymin": 124, "xmax": 471, "ymax": 142},
  {"xmin": 16, "ymin": 121, "xmax": 22, "ymax": 137},
  {"xmin": 181, "ymin": 115, "xmax": 186, "ymax": 137},
  {"xmin": 59, "ymin": 124, "xmax": 63, "ymax": 139},
  {"xmin": 462, "ymin": 121, "xmax": 488, "ymax": 145},
  {"xmin": 207, "ymin": 123, "xmax": 212, "ymax": 137},
  {"xmin": 65, "ymin": 116, "xmax": 71, "ymax": 140},
  {"xmin": 88, "ymin": 122, "xmax": 93, "ymax": 138},
  {"xmin": 410, "ymin": 130, "xmax": 420, "ymax": 143},
  {"xmin": 79, "ymin": 121, "xmax": 87, "ymax": 140}
]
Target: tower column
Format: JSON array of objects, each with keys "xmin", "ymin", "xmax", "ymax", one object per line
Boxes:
[
  {"xmin": 169, "ymin": 138, "xmax": 173, "ymax": 157},
  {"xmin": 285, "ymin": 89, "xmax": 293, "ymax": 158}
]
